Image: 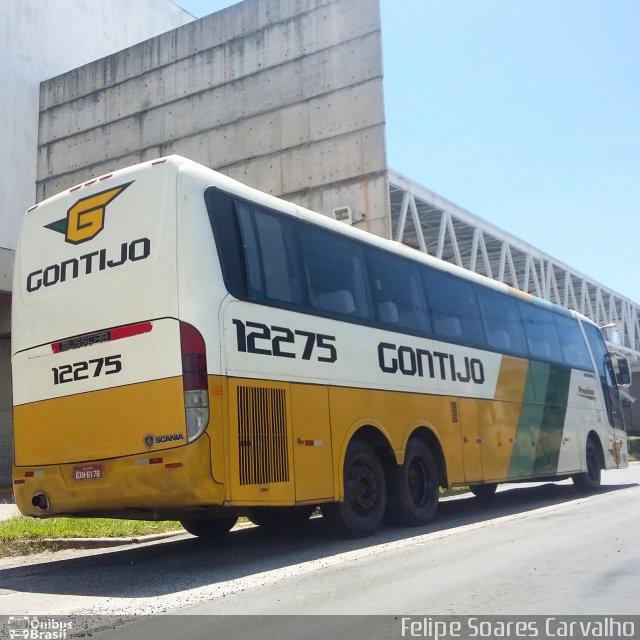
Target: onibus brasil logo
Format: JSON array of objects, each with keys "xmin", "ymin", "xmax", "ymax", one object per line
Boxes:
[
  {"xmin": 45, "ymin": 182, "xmax": 133, "ymax": 244},
  {"xmin": 7, "ymin": 616, "xmax": 73, "ymax": 639}
]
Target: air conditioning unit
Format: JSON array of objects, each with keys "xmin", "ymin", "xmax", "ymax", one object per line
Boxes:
[{"xmin": 332, "ymin": 206, "xmax": 353, "ymax": 225}]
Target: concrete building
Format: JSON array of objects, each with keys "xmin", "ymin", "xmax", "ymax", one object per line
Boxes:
[
  {"xmin": 0, "ymin": 0, "xmax": 195, "ymax": 486},
  {"xmin": 36, "ymin": 0, "xmax": 388, "ymax": 238}
]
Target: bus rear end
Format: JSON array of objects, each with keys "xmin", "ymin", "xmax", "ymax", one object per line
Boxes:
[{"xmin": 12, "ymin": 158, "xmax": 222, "ymax": 519}]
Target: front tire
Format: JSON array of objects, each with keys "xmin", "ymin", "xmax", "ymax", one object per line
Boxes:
[
  {"xmin": 469, "ymin": 483, "xmax": 498, "ymax": 500},
  {"xmin": 387, "ymin": 438, "xmax": 439, "ymax": 526},
  {"xmin": 321, "ymin": 439, "xmax": 386, "ymax": 538},
  {"xmin": 572, "ymin": 439, "xmax": 602, "ymax": 493},
  {"xmin": 180, "ymin": 516, "xmax": 238, "ymax": 538}
]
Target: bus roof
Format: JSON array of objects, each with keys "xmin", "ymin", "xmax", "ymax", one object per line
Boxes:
[{"xmin": 25, "ymin": 154, "xmax": 596, "ymax": 329}]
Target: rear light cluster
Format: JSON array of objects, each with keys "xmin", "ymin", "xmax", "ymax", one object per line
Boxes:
[{"xmin": 180, "ymin": 322, "xmax": 210, "ymax": 442}]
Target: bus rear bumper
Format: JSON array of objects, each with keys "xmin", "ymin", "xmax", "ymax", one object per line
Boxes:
[{"xmin": 12, "ymin": 434, "xmax": 226, "ymax": 520}]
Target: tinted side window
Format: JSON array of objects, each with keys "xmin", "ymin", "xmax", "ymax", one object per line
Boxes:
[
  {"xmin": 253, "ymin": 208, "xmax": 302, "ymax": 305},
  {"xmin": 423, "ymin": 268, "xmax": 486, "ymax": 348},
  {"xmin": 235, "ymin": 203, "xmax": 262, "ymax": 298},
  {"xmin": 235, "ymin": 203, "xmax": 302, "ymax": 305},
  {"xmin": 583, "ymin": 322, "xmax": 624, "ymax": 428},
  {"xmin": 298, "ymin": 223, "xmax": 371, "ymax": 320},
  {"xmin": 518, "ymin": 301, "xmax": 562, "ymax": 363},
  {"xmin": 583, "ymin": 323, "xmax": 614, "ymax": 385},
  {"xmin": 205, "ymin": 188, "xmax": 247, "ymax": 298},
  {"xmin": 368, "ymin": 249, "xmax": 429, "ymax": 333},
  {"xmin": 206, "ymin": 188, "xmax": 303, "ymax": 305},
  {"xmin": 554, "ymin": 314, "xmax": 593, "ymax": 371},
  {"xmin": 476, "ymin": 287, "xmax": 528, "ymax": 356}
]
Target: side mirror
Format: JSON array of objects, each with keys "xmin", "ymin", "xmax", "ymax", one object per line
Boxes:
[{"xmin": 616, "ymin": 357, "xmax": 631, "ymax": 386}]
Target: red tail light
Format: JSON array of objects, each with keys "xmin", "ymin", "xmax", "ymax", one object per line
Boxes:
[
  {"xmin": 179, "ymin": 322, "xmax": 210, "ymax": 442},
  {"xmin": 180, "ymin": 322, "xmax": 208, "ymax": 391}
]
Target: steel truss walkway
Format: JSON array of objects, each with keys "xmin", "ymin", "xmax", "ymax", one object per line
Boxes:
[{"xmin": 388, "ymin": 170, "xmax": 640, "ymax": 361}]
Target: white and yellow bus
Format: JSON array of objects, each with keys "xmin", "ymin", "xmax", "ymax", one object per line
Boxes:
[{"xmin": 12, "ymin": 155, "xmax": 630, "ymax": 537}]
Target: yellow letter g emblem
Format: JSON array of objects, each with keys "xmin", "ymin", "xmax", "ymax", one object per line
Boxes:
[{"xmin": 45, "ymin": 182, "xmax": 133, "ymax": 244}]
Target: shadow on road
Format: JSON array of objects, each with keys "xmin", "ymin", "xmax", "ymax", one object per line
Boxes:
[{"xmin": 0, "ymin": 481, "xmax": 636, "ymax": 599}]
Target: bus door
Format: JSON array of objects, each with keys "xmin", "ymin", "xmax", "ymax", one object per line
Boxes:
[
  {"xmin": 461, "ymin": 398, "xmax": 528, "ymax": 484},
  {"xmin": 460, "ymin": 355, "xmax": 530, "ymax": 484},
  {"xmin": 582, "ymin": 323, "xmax": 626, "ymax": 465}
]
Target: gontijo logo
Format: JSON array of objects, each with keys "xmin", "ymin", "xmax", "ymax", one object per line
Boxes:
[
  {"xmin": 26, "ymin": 180, "xmax": 151, "ymax": 293},
  {"xmin": 45, "ymin": 182, "xmax": 133, "ymax": 244}
]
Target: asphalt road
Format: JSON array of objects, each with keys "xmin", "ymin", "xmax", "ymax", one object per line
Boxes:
[{"xmin": 1, "ymin": 464, "xmax": 639, "ymax": 638}]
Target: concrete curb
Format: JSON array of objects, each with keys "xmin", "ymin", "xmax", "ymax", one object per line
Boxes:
[{"xmin": 37, "ymin": 530, "xmax": 184, "ymax": 550}]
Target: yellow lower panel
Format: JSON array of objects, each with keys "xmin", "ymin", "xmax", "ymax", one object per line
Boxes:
[
  {"xmin": 13, "ymin": 434, "xmax": 223, "ymax": 517},
  {"xmin": 229, "ymin": 372, "xmax": 528, "ymax": 499},
  {"xmin": 14, "ymin": 377, "xmax": 186, "ymax": 466},
  {"xmin": 327, "ymin": 385, "xmax": 465, "ymax": 486},
  {"xmin": 225, "ymin": 378, "xmax": 516, "ymax": 505}
]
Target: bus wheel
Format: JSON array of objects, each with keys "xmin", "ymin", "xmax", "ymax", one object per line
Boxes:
[
  {"xmin": 572, "ymin": 440, "xmax": 602, "ymax": 492},
  {"xmin": 247, "ymin": 506, "xmax": 315, "ymax": 528},
  {"xmin": 388, "ymin": 438, "xmax": 439, "ymax": 526},
  {"xmin": 180, "ymin": 516, "xmax": 238, "ymax": 538},
  {"xmin": 469, "ymin": 483, "xmax": 498, "ymax": 500},
  {"xmin": 321, "ymin": 439, "xmax": 386, "ymax": 538}
]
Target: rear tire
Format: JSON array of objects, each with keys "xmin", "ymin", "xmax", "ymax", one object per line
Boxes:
[
  {"xmin": 180, "ymin": 516, "xmax": 238, "ymax": 538},
  {"xmin": 572, "ymin": 439, "xmax": 602, "ymax": 493},
  {"xmin": 321, "ymin": 439, "xmax": 386, "ymax": 538},
  {"xmin": 387, "ymin": 438, "xmax": 439, "ymax": 526},
  {"xmin": 247, "ymin": 506, "xmax": 315, "ymax": 528}
]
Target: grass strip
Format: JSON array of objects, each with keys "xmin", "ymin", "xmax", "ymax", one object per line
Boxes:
[{"xmin": 0, "ymin": 516, "xmax": 182, "ymax": 557}]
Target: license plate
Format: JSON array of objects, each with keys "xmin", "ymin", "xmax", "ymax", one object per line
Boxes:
[{"xmin": 72, "ymin": 464, "xmax": 105, "ymax": 481}]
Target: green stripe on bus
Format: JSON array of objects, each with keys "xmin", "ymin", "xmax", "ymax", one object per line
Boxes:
[{"xmin": 509, "ymin": 362, "xmax": 572, "ymax": 479}]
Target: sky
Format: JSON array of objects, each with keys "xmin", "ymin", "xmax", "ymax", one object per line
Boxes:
[{"xmin": 175, "ymin": 0, "xmax": 640, "ymax": 303}]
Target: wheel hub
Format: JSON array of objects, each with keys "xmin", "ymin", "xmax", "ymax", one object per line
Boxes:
[
  {"xmin": 408, "ymin": 458, "xmax": 429, "ymax": 506},
  {"xmin": 349, "ymin": 461, "xmax": 377, "ymax": 512}
]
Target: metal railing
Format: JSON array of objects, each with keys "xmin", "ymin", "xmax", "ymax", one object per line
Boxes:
[{"xmin": 388, "ymin": 169, "xmax": 640, "ymax": 360}]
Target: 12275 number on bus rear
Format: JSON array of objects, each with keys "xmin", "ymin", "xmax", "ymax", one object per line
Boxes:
[{"xmin": 52, "ymin": 355, "xmax": 122, "ymax": 385}]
